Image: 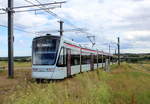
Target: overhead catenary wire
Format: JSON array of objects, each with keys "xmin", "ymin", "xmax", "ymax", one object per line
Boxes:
[
  {"xmin": 0, "ymin": 24, "xmax": 87, "ymax": 35},
  {"xmin": 0, "ymin": 1, "xmax": 66, "ymax": 35},
  {"xmin": 0, "ymin": 6, "xmax": 60, "ymax": 14},
  {"xmin": 0, "ymin": 9, "xmax": 6, "ymax": 14},
  {"xmin": 13, "ymin": 6, "xmax": 61, "ymax": 13},
  {"xmin": 33, "ymin": 0, "xmax": 95, "ymax": 46},
  {"xmin": 1, "ymin": 0, "xmax": 97, "ymax": 46},
  {"xmin": 13, "ymin": 1, "xmax": 66, "ymax": 9},
  {"xmin": 1, "ymin": 0, "xmax": 94, "ymax": 41},
  {"xmin": 0, "ymin": 12, "xmax": 6, "ymax": 14},
  {"xmin": 1, "ymin": 0, "xmax": 92, "ymax": 37},
  {"xmin": 25, "ymin": 0, "xmax": 92, "ymax": 38},
  {"xmin": 28, "ymin": 0, "xmax": 89, "ymax": 34},
  {"xmin": 25, "ymin": 0, "xmax": 63, "ymax": 20},
  {"xmin": 0, "ymin": 24, "xmax": 36, "ymax": 34},
  {"xmin": 0, "ymin": 1, "xmax": 65, "ymax": 14},
  {"xmin": 36, "ymin": 28, "xmax": 87, "ymax": 33}
]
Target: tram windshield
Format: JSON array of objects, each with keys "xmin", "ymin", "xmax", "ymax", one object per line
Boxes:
[{"xmin": 32, "ymin": 36, "xmax": 60, "ymax": 65}]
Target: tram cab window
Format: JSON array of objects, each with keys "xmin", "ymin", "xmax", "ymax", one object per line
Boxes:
[{"xmin": 32, "ymin": 36, "xmax": 60, "ymax": 65}]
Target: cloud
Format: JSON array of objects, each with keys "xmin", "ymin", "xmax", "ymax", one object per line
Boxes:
[
  {"xmin": 0, "ymin": 0, "xmax": 150, "ymax": 56},
  {"xmin": 14, "ymin": 13, "xmax": 48, "ymax": 27},
  {"xmin": 124, "ymin": 31, "xmax": 150, "ymax": 40}
]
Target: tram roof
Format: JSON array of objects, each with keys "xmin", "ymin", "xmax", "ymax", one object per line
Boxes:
[
  {"xmin": 62, "ymin": 36, "xmax": 113, "ymax": 56},
  {"xmin": 33, "ymin": 34, "xmax": 60, "ymax": 40},
  {"xmin": 33, "ymin": 35, "xmax": 113, "ymax": 56}
]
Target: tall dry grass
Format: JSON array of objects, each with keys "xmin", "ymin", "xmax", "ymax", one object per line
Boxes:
[{"xmin": 1, "ymin": 62, "xmax": 150, "ymax": 104}]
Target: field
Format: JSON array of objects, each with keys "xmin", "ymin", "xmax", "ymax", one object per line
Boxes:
[{"xmin": 0, "ymin": 61, "xmax": 150, "ymax": 104}]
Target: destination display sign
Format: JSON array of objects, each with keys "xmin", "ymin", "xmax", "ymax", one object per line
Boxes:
[{"xmin": 36, "ymin": 43, "xmax": 53, "ymax": 47}]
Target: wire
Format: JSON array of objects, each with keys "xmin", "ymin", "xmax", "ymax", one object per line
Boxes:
[
  {"xmin": 0, "ymin": 24, "xmax": 36, "ymax": 34},
  {"xmin": 0, "ymin": 7, "xmax": 60, "ymax": 14},
  {"xmin": 26, "ymin": 0, "xmax": 91, "ymax": 35},
  {"xmin": 0, "ymin": 12, "xmax": 6, "ymax": 14},
  {"xmin": 25, "ymin": 0, "xmax": 87, "ymax": 35},
  {"xmin": 1, "ymin": 0, "xmax": 97, "ymax": 45},
  {"xmin": 25, "ymin": 0, "xmax": 62, "ymax": 20},
  {"xmin": 14, "ymin": 6, "xmax": 60, "ymax": 13},
  {"xmin": 33, "ymin": 0, "xmax": 86, "ymax": 31},
  {"xmin": 13, "ymin": 1, "xmax": 66, "ymax": 9},
  {"xmin": 32, "ymin": 0, "xmax": 77, "ymax": 30},
  {"xmin": 0, "ymin": 1, "xmax": 65, "ymax": 14}
]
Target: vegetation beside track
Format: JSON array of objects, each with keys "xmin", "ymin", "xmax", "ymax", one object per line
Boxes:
[
  {"xmin": 0, "ymin": 61, "xmax": 150, "ymax": 104},
  {"xmin": 0, "ymin": 61, "xmax": 31, "ymax": 68}
]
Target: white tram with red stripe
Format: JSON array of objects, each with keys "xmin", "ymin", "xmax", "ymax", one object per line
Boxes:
[{"xmin": 32, "ymin": 34, "xmax": 113, "ymax": 80}]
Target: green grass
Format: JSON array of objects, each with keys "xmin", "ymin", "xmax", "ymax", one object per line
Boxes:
[
  {"xmin": 1, "ymin": 62, "xmax": 150, "ymax": 104},
  {"xmin": 0, "ymin": 70, "xmax": 3, "ymax": 73},
  {"xmin": 108, "ymin": 63, "xmax": 150, "ymax": 104},
  {"xmin": 0, "ymin": 61, "xmax": 31, "ymax": 67}
]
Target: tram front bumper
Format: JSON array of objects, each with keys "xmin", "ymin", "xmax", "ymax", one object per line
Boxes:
[{"xmin": 32, "ymin": 70, "xmax": 66, "ymax": 79}]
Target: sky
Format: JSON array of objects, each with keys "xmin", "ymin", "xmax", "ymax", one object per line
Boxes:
[{"xmin": 0, "ymin": 0, "xmax": 150, "ymax": 56}]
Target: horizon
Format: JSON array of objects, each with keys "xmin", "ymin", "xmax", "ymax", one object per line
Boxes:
[{"xmin": 0, "ymin": 52, "xmax": 149, "ymax": 58}]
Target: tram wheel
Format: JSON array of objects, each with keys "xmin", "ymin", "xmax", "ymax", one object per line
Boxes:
[{"xmin": 36, "ymin": 79, "xmax": 44, "ymax": 83}]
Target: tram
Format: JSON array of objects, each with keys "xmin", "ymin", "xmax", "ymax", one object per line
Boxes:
[{"xmin": 32, "ymin": 34, "xmax": 113, "ymax": 80}]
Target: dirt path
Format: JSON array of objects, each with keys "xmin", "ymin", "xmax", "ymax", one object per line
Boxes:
[{"xmin": 0, "ymin": 67, "xmax": 31, "ymax": 93}]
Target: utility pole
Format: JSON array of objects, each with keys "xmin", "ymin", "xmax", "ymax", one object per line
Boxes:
[
  {"xmin": 109, "ymin": 44, "xmax": 110, "ymax": 54},
  {"xmin": 58, "ymin": 20, "xmax": 64, "ymax": 36},
  {"xmin": 115, "ymin": 49, "xmax": 116, "ymax": 55},
  {"xmin": 115, "ymin": 49, "xmax": 117, "ymax": 63},
  {"xmin": 109, "ymin": 44, "xmax": 111, "ymax": 60},
  {"xmin": 7, "ymin": 0, "xmax": 14, "ymax": 78},
  {"xmin": 102, "ymin": 54, "xmax": 104, "ymax": 68},
  {"xmin": 117, "ymin": 37, "xmax": 120, "ymax": 65}
]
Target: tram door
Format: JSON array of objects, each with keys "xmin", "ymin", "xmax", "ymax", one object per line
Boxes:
[
  {"xmin": 66, "ymin": 48, "xmax": 71, "ymax": 77},
  {"xmin": 90, "ymin": 54, "xmax": 94, "ymax": 70}
]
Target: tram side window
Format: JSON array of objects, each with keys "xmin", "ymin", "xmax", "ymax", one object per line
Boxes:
[
  {"xmin": 103, "ymin": 55, "xmax": 106, "ymax": 62},
  {"xmin": 57, "ymin": 47, "xmax": 66, "ymax": 67},
  {"xmin": 98, "ymin": 55, "xmax": 102, "ymax": 63},
  {"xmin": 94, "ymin": 54, "xmax": 98, "ymax": 63},
  {"xmin": 71, "ymin": 50, "xmax": 80, "ymax": 66},
  {"xmin": 81, "ymin": 52, "xmax": 91, "ymax": 64},
  {"xmin": 81, "ymin": 53, "xmax": 86, "ymax": 64},
  {"xmin": 87, "ymin": 54, "xmax": 91, "ymax": 64}
]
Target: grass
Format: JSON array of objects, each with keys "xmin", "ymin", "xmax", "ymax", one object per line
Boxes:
[
  {"xmin": 0, "ymin": 61, "xmax": 31, "ymax": 68},
  {"xmin": 108, "ymin": 63, "xmax": 150, "ymax": 104},
  {"xmin": 0, "ymin": 62, "xmax": 150, "ymax": 104}
]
